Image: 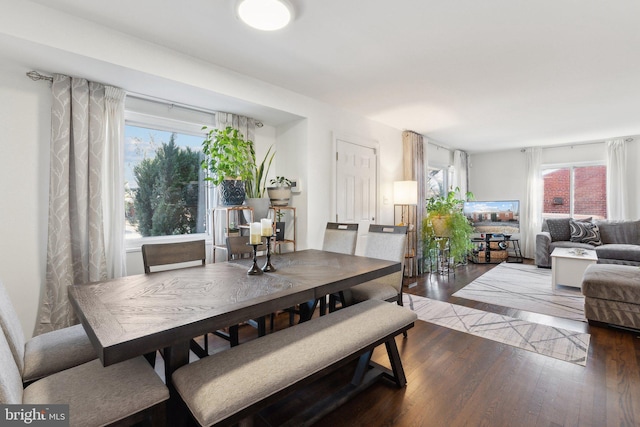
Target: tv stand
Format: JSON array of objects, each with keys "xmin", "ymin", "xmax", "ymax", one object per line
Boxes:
[{"xmin": 469, "ymin": 233, "xmax": 523, "ymax": 264}]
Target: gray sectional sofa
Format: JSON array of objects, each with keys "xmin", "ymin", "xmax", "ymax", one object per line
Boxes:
[{"xmin": 535, "ymin": 218, "xmax": 640, "ymax": 268}]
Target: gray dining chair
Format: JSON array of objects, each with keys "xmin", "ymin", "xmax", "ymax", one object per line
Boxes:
[
  {"xmin": 322, "ymin": 222, "xmax": 359, "ymax": 314},
  {"xmin": 330, "ymin": 224, "xmax": 407, "ymax": 310},
  {"xmin": 0, "ymin": 327, "xmax": 169, "ymax": 427},
  {"xmin": 0, "ymin": 280, "xmax": 97, "ymax": 385},
  {"xmin": 322, "ymin": 222, "xmax": 359, "ymax": 255}
]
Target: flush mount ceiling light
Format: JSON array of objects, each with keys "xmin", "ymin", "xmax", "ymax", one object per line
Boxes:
[{"xmin": 236, "ymin": 0, "xmax": 293, "ymax": 31}]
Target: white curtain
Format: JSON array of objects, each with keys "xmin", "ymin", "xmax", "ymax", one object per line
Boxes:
[
  {"xmin": 522, "ymin": 147, "xmax": 543, "ymax": 259},
  {"xmin": 103, "ymin": 87, "xmax": 126, "ymax": 278},
  {"xmin": 36, "ymin": 75, "xmax": 112, "ymax": 333},
  {"xmin": 452, "ymin": 150, "xmax": 468, "ymax": 196},
  {"xmin": 606, "ymin": 139, "xmax": 628, "ymax": 220}
]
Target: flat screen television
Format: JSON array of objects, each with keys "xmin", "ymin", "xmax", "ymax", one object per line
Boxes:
[{"xmin": 463, "ymin": 200, "xmax": 520, "ymax": 238}]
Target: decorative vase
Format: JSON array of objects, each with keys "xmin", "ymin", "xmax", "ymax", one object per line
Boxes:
[
  {"xmin": 244, "ymin": 197, "xmax": 271, "ymax": 221},
  {"xmin": 267, "ymin": 186, "xmax": 292, "ymax": 206},
  {"xmin": 218, "ymin": 180, "xmax": 245, "ymax": 206}
]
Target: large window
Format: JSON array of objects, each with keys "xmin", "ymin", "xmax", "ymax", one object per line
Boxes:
[
  {"xmin": 427, "ymin": 166, "xmax": 450, "ymax": 199},
  {"xmin": 542, "ymin": 164, "xmax": 607, "ymax": 219},
  {"xmin": 124, "ymin": 123, "xmax": 208, "ymax": 240}
]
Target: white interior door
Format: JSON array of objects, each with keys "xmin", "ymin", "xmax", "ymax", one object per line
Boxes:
[{"xmin": 336, "ymin": 139, "xmax": 377, "ymax": 255}]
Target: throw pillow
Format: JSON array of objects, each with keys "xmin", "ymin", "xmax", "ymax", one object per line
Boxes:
[
  {"xmin": 545, "ymin": 218, "xmax": 571, "ymax": 242},
  {"xmin": 569, "ymin": 219, "xmax": 603, "ymax": 246}
]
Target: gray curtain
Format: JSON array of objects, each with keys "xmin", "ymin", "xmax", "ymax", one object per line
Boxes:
[
  {"xmin": 36, "ymin": 75, "xmax": 110, "ymax": 334},
  {"xmin": 402, "ymin": 130, "xmax": 426, "ymax": 274}
]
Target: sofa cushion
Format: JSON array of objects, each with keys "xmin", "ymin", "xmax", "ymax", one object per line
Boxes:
[
  {"xmin": 544, "ymin": 218, "xmax": 571, "ymax": 242},
  {"xmin": 595, "ymin": 220, "xmax": 640, "ymax": 245},
  {"xmin": 550, "ymin": 241, "xmax": 594, "ymax": 252},
  {"xmin": 569, "ymin": 220, "xmax": 602, "ymax": 246},
  {"xmin": 595, "ymin": 244, "xmax": 640, "ymax": 264},
  {"xmin": 544, "ymin": 217, "xmax": 592, "ymax": 242}
]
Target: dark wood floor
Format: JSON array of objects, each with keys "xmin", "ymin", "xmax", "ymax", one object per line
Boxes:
[{"xmin": 205, "ymin": 261, "xmax": 640, "ymax": 427}]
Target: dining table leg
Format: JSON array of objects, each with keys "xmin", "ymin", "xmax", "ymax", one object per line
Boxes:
[{"xmin": 163, "ymin": 340, "xmax": 191, "ymax": 426}]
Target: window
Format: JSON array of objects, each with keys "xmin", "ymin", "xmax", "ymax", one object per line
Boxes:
[
  {"xmin": 542, "ymin": 164, "xmax": 607, "ymax": 219},
  {"xmin": 427, "ymin": 166, "xmax": 449, "ymax": 199},
  {"xmin": 123, "ymin": 98, "xmax": 216, "ymax": 246},
  {"xmin": 124, "ymin": 124, "xmax": 207, "ymax": 240}
]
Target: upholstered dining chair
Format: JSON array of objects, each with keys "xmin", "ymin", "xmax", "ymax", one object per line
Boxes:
[
  {"xmin": 322, "ymin": 222, "xmax": 359, "ymax": 255},
  {"xmin": 0, "ymin": 327, "xmax": 169, "ymax": 427},
  {"xmin": 321, "ymin": 222, "xmax": 359, "ymax": 315},
  {"xmin": 330, "ymin": 224, "xmax": 408, "ymax": 310},
  {"xmin": 0, "ymin": 280, "xmax": 97, "ymax": 385}
]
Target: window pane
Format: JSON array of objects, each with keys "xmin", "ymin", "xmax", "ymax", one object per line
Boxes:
[
  {"xmin": 125, "ymin": 125, "xmax": 206, "ymax": 238},
  {"xmin": 542, "ymin": 164, "xmax": 607, "ymax": 220},
  {"xmin": 574, "ymin": 165, "xmax": 607, "ymax": 219},
  {"xmin": 427, "ymin": 168, "xmax": 445, "ymax": 199},
  {"xmin": 542, "ymin": 168, "xmax": 570, "ymax": 218}
]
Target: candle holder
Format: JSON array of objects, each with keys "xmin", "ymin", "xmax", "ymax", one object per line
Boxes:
[
  {"xmin": 247, "ymin": 242, "xmax": 263, "ymax": 275},
  {"xmin": 262, "ymin": 236, "xmax": 276, "ymax": 272}
]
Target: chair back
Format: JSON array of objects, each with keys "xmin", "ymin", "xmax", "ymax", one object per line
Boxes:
[
  {"xmin": 322, "ymin": 222, "xmax": 358, "ymax": 255},
  {"xmin": 141, "ymin": 240, "xmax": 206, "ymax": 273},
  {"xmin": 0, "ymin": 325, "xmax": 24, "ymax": 404},
  {"xmin": 0, "ymin": 280, "xmax": 26, "ymax": 374},
  {"xmin": 226, "ymin": 236, "xmax": 267, "ymax": 261},
  {"xmin": 364, "ymin": 225, "xmax": 408, "ymax": 292}
]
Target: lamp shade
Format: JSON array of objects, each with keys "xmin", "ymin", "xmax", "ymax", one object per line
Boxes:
[{"xmin": 393, "ymin": 181, "xmax": 418, "ymax": 205}]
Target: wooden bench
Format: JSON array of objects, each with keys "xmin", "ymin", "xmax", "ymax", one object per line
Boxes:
[{"xmin": 172, "ymin": 299, "xmax": 417, "ymax": 426}]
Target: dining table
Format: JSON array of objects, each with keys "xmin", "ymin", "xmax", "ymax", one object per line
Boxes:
[{"xmin": 67, "ymin": 249, "xmax": 401, "ymax": 392}]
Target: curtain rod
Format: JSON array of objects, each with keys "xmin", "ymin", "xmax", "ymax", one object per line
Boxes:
[
  {"xmin": 26, "ymin": 70, "xmax": 264, "ymax": 127},
  {"xmin": 521, "ymin": 136, "xmax": 635, "ymax": 152}
]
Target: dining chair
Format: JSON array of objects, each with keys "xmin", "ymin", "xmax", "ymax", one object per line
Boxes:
[
  {"xmin": 141, "ymin": 240, "xmax": 217, "ymax": 356},
  {"xmin": 331, "ymin": 224, "xmax": 408, "ymax": 309},
  {"xmin": 0, "ymin": 280, "xmax": 97, "ymax": 385},
  {"xmin": 321, "ymin": 222, "xmax": 359, "ymax": 315},
  {"xmin": 226, "ymin": 236, "xmax": 273, "ymax": 335},
  {"xmin": 0, "ymin": 327, "xmax": 169, "ymax": 427}
]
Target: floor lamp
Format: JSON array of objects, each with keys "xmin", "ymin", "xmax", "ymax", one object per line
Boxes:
[{"xmin": 393, "ymin": 181, "xmax": 418, "ymax": 278}]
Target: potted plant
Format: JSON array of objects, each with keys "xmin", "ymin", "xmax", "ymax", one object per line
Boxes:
[
  {"xmin": 244, "ymin": 144, "xmax": 275, "ymax": 220},
  {"xmin": 201, "ymin": 126, "xmax": 253, "ymax": 206},
  {"xmin": 423, "ymin": 187, "xmax": 475, "ymax": 266},
  {"xmin": 267, "ymin": 176, "xmax": 293, "ymax": 206}
]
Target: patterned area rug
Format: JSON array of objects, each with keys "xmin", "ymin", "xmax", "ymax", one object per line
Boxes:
[
  {"xmin": 403, "ymin": 294, "xmax": 590, "ymax": 366},
  {"xmin": 451, "ymin": 262, "xmax": 585, "ymax": 321}
]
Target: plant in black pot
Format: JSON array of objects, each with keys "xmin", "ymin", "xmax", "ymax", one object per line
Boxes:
[
  {"xmin": 201, "ymin": 126, "xmax": 253, "ymax": 206},
  {"xmin": 267, "ymin": 176, "xmax": 292, "ymax": 207},
  {"xmin": 423, "ymin": 187, "xmax": 475, "ymax": 268}
]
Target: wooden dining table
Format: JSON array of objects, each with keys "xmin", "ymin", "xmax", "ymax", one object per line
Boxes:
[{"xmin": 68, "ymin": 249, "xmax": 401, "ymax": 390}]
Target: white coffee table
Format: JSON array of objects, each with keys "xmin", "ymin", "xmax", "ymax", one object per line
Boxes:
[{"xmin": 551, "ymin": 247, "xmax": 598, "ymax": 290}]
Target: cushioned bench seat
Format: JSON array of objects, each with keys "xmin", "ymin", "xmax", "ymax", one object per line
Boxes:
[
  {"xmin": 581, "ymin": 264, "xmax": 640, "ymax": 329},
  {"xmin": 172, "ymin": 299, "xmax": 417, "ymax": 427}
]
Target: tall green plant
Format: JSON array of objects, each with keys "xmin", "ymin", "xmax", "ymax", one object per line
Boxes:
[
  {"xmin": 423, "ymin": 187, "xmax": 475, "ymax": 264},
  {"xmin": 245, "ymin": 144, "xmax": 275, "ymax": 198},
  {"xmin": 200, "ymin": 126, "xmax": 253, "ymax": 186}
]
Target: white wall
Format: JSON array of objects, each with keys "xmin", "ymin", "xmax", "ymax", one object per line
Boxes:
[
  {"xmin": 0, "ymin": 61, "xmax": 51, "ymax": 337},
  {"xmin": 469, "ymin": 140, "xmax": 640, "ymax": 224},
  {"xmin": 0, "ymin": 2, "xmax": 404, "ymax": 338}
]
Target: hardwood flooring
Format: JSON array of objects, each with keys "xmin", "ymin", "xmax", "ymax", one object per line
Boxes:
[{"xmin": 203, "ymin": 261, "xmax": 640, "ymax": 427}]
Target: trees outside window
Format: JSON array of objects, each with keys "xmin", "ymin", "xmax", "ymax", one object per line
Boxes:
[{"xmin": 125, "ymin": 125, "xmax": 206, "ymax": 238}]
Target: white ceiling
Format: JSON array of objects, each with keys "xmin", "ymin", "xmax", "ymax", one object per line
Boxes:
[{"xmin": 23, "ymin": 0, "xmax": 640, "ymax": 152}]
